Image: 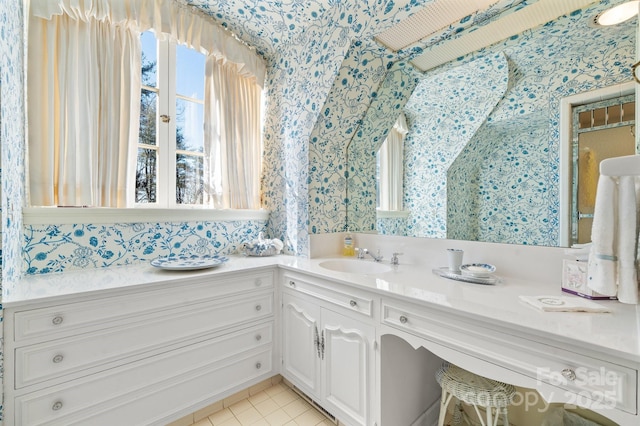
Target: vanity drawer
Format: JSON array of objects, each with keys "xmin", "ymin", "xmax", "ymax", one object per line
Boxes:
[
  {"xmin": 13, "ymin": 271, "xmax": 274, "ymax": 344},
  {"xmin": 282, "ymin": 273, "xmax": 374, "ymax": 318},
  {"xmin": 16, "ymin": 291, "xmax": 273, "ymax": 389},
  {"xmin": 15, "ymin": 323, "xmax": 273, "ymax": 426},
  {"xmin": 382, "ymin": 299, "xmax": 638, "ymax": 414}
]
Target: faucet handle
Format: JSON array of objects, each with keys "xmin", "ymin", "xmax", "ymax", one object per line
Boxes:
[
  {"xmin": 391, "ymin": 252, "xmax": 404, "ymax": 265},
  {"xmin": 355, "ymin": 247, "xmax": 366, "ymax": 260}
]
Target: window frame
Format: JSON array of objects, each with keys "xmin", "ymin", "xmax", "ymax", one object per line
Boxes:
[{"xmin": 26, "ymin": 25, "xmax": 266, "ymax": 222}]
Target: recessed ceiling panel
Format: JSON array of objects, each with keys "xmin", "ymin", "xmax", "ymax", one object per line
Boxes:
[
  {"xmin": 411, "ymin": 0, "xmax": 598, "ymax": 72},
  {"xmin": 374, "ymin": 0, "xmax": 500, "ymax": 51}
]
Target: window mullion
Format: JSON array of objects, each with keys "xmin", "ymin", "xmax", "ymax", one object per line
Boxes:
[
  {"xmin": 166, "ymin": 41, "xmax": 178, "ymax": 208},
  {"xmin": 156, "ymin": 39, "xmax": 174, "ymax": 208}
]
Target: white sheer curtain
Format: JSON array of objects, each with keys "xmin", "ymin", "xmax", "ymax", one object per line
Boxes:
[
  {"xmin": 28, "ymin": 10, "xmax": 140, "ymax": 207},
  {"xmin": 378, "ymin": 113, "xmax": 408, "ymax": 211},
  {"xmin": 204, "ymin": 58, "xmax": 263, "ymax": 209}
]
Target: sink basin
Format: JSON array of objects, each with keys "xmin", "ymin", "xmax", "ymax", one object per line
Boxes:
[{"xmin": 318, "ymin": 259, "xmax": 392, "ymax": 274}]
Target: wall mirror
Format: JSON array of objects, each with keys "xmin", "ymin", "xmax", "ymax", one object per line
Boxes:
[{"xmin": 347, "ymin": 0, "xmax": 637, "ymax": 247}]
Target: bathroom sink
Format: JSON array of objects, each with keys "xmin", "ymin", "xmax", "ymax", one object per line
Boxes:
[{"xmin": 318, "ymin": 259, "xmax": 392, "ymax": 274}]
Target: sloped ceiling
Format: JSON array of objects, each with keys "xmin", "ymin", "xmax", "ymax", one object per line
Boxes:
[
  {"xmin": 186, "ymin": 0, "xmax": 635, "ymax": 73},
  {"xmin": 184, "ymin": 0, "xmax": 424, "ymax": 59}
]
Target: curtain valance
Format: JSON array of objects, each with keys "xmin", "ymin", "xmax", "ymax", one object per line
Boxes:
[{"xmin": 30, "ymin": 0, "xmax": 266, "ymax": 86}]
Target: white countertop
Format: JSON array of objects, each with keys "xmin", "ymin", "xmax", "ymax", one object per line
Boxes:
[{"xmin": 4, "ymin": 254, "xmax": 639, "ymax": 363}]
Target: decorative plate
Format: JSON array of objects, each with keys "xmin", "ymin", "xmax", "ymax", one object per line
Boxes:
[
  {"xmin": 150, "ymin": 254, "xmax": 229, "ymax": 271},
  {"xmin": 460, "ymin": 263, "xmax": 497, "ymax": 277},
  {"xmin": 537, "ymin": 297, "xmax": 565, "ymax": 306}
]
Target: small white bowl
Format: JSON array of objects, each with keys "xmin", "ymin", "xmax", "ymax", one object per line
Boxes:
[{"xmin": 460, "ymin": 263, "xmax": 496, "ymax": 278}]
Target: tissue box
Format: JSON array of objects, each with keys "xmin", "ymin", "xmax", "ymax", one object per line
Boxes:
[{"xmin": 561, "ymin": 259, "xmax": 617, "ymax": 300}]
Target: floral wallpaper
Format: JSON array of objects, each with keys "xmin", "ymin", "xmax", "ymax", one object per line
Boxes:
[
  {"xmin": 403, "ymin": 53, "xmax": 509, "ymax": 239},
  {"xmin": 308, "ymin": 41, "xmax": 388, "ymax": 235},
  {"xmin": 448, "ymin": 113, "xmax": 551, "ymax": 244},
  {"xmin": 398, "ymin": 0, "xmax": 635, "ymax": 245},
  {"xmin": 189, "ymin": 0, "xmax": 433, "ymax": 255},
  {"xmin": 1, "ymin": 0, "xmax": 25, "ymax": 420},
  {"xmin": 22, "ymin": 221, "xmax": 267, "ymax": 274},
  {"xmin": 376, "ymin": 215, "xmax": 407, "ymax": 236},
  {"xmin": 347, "ymin": 60, "xmax": 420, "ymax": 232}
]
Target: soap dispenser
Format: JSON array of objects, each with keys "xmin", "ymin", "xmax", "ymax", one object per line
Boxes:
[{"xmin": 342, "ymin": 231, "xmax": 355, "ymax": 256}]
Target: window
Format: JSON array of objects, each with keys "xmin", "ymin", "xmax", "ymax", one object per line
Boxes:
[
  {"xmin": 137, "ymin": 31, "xmax": 207, "ymax": 207},
  {"xmin": 27, "ymin": 1, "xmax": 267, "ymax": 215},
  {"xmin": 376, "ymin": 114, "xmax": 408, "ymax": 211}
]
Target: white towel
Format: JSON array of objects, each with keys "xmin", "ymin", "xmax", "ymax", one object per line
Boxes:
[
  {"xmin": 587, "ymin": 176, "xmax": 618, "ymax": 297},
  {"xmin": 617, "ymin": 176, "xmax": 639, "ymax": 304},
  {"xmin": 519, "ymin": 295, "xmax": 611, "ymax": 313},
  {"xmin": 587, "ymin": 175, "xmax": 640, "ymax": 304}
]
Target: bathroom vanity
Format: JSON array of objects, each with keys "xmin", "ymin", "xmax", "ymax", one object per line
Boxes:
[{"xmin": 2, "ymin": 242, "xmax": 638, "ymax": 426}]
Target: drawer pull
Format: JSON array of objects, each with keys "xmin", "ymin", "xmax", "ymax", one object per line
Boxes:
[
  {"xmin": 52, "ymin": 401, "xmax": 63, "ymax": 411},
  {"xmin": 52, "ymin": 316, "xmax": 64, "ymax": 325},
  {"xmin": 289, "ymin": 280, "xmax": 296, "ymax": 288},
  {"xmin": 255, "ymin": 304, "xmax": 262, "ymax": 312},
  {"xmin": 255, "ymin": 278, "xmax": 263, "ymax": 286},
  {"xmin": 399, "ymin": 315, "xmax": 408, "ymax": 324},
  {"xmin": 52, "ymin": 354, "xmax": 64, "ymax": 364},
  {"xmin": 256, "ymin": 362, "xmax": 262, "ymax": 370},
  {"xmin": 562, "ymin": 368, "xmax": 577, "ymax": 381},
  {"xmin": 255, "ymin": 334, "xmax": 262, "ymax": 341},
  {"xmin": 349, "ymin": 300, "xmax": 357, "ymax": 307}
]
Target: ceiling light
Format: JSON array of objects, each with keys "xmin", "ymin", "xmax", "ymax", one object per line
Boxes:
[{"xmin": 594, "ymin": 1, "xmax": 639, "ymax": 26}]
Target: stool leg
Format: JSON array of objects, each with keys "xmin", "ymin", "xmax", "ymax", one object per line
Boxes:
[
  {"xmin": 438, "ymin": 388, "xmax": 453, "ymax": 426},
  {"xmin": 485, "ymin": 406, "xmax": 493, "ymax": 426},
  {"xmin": 501, "ymin": 407, "xmax": 509, "ymax": 426}
]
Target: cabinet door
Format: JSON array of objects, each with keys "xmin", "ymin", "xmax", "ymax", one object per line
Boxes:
[
  {"xmin": 321, "ymin": 308, "xmax": 375, "ymax": 426},
  {"xmin": 282, "ymin": 294, "xmax": 321, "ymax": 397}
]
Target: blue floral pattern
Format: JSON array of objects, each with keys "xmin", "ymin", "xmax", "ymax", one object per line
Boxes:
[
  {"xmin": 1, "ymin": 0, "xmax": 25, "ymax": 419},
  {"xmin": 377, "ymin": 216, "xmax": 407, "ymax": 236},
  {"xmin": 23, "ymin": 221, "xmax": 267, "ymax": 274},
  {"xmin": 403, "ymin": 53, "xmax": 509, "ymax": 239}
]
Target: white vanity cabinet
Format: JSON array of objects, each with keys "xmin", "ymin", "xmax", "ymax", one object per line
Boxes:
[
  {"xmin": 281, "ymin": 272, "xmax": 378, "ymax": 426},
  {"xmin": 4, "ymin": 269, "xmax": 277, "ymax": 426},
  {"xmin": 380, "ymin": 295, "xmax": 639, "ymax": 425}
]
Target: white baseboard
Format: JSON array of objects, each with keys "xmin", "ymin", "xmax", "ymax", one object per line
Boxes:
[{"xmin": 411, "ymin": 399, "xmax": 441, "ymax": 426}]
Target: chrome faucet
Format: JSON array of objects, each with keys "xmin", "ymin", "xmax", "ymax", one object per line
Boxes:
[
  {"xmin": 355, "ymin": 248, "xmax": 383, "ymax": 262},
  {"xmin": 390, "ymin": 252, "xmax": 403, "ymax": 265}
]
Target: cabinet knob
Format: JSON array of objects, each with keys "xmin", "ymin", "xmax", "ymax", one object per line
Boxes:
[
  {"xmin": 52, "ymin": 316, "xmax": 64, "ymax": 325},
  {"xmin": 561, "ymin": 368, "xmax": 577, "ymax": 381},
  {"xmin": 52, "ymin": 401, "xmax": 63, "ymax": 411},
  {"xmin": 255, "ymin": 278, "xmax": 263, "ymax": 286},
  {"xmin": 256, "ymin": 362, "xmax": 262, "ymax": 369},
  {"xmin": 52, "ymin": 354, "xmax": 64, "ymax": 364},
  {"xmin": 289, "ymin": 280, "xmax": 296, "ymax": 288},
  {"xmin": 349, "ymin": 300, "xmax": 357, "ymax": 307},
  {"xmin": 255, "ymin": 304, "xmax": 262, "ymax": 311},
  {"xmin": 399, "ymin": 315, "xmax": 408, "ymax": 324},
  {"xmin": 255, "ymin": 334, "xmax": 262, "ymax": 341}
]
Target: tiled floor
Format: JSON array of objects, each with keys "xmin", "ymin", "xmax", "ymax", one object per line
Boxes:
[{"xmin": 168, "ymin": 378, "xmax": 335, "ymax": 426}]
